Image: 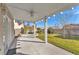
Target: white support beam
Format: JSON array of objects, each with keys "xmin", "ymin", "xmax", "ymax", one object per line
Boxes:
[
  {"xmin": 44, "ymin": 17, "xmax": 48, "ymax": 44},
  {"xmin": 34, "ymin": 22, "xmax": 36, "ymax": 38}
]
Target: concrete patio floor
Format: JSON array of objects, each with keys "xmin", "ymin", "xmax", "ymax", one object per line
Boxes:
[{"xmin": 16, "ymin": 34, "xmax": 73, "ymax": 55}]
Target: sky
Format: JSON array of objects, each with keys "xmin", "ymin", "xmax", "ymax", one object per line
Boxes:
[{"xmin": 35, "ymin": 6, "xmax": 79, "ymax": 28}]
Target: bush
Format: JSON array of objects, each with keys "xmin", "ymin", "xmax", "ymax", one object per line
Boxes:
[{"xmin": 48, "ymin": 27, "xmax": 54, "ymax": 34}]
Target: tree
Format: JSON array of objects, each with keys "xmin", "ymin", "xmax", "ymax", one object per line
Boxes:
[
  {"xmin": 48, "ymin": 27, "xmax": 54, "ymax": 34},
  {"xmin": 37, "ymin": 28, "xmax": 43, "ymax": 33}
]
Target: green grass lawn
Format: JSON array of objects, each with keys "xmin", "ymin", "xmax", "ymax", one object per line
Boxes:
[{"xmin": 38, "ymin": 33, "xmax": 79, "ymax": 55}]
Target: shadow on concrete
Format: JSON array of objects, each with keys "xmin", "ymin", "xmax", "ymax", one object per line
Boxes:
[
  {"xmin": 6, "ymin": 47, "xmax": 21, "ymax": 55},
  {"xmin": 17, "ymin": 40, "xmax": 45, "ymax": 43},
  {"xmin": 17, "ymin": 44, "xmax": 20, "ymax": 45}
]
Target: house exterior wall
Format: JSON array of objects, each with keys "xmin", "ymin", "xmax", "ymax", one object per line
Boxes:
[
  {"xmin": 0, "ymin": 4, "xmax": 16, "ymax": 54},
  {"xmin": 68, "ymin": 29, "xmax": 79, "ymax": 36},
  {"xmin": 5, "ymin": 15, "xmax": 16, "ymax": 54},
  {"xmin": 15, "ymin": 29, "xmax": 21, "ymax": 36},
  {"xmin": 0, "ymin": 8, "xmax": 4, "ymax": 54},
  {"xmin": 14, "ymin": 20, "xmax": 24, "ymax": 36},
  {"xmin": 64, "ymin": 29, "xmax": 79, "ymax": 36},
  {"xmin": 63, "ymin": 24, "xmax": 79, "ymax": 36}
]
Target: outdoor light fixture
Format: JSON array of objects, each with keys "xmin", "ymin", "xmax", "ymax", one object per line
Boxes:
[
  {"xmin": 53, "ymin": 14, "xmax": 56, "ymax": 17},
  {"xmin": 72, "ymin": 7, "xmax": 74, "ymax": 10},
  {"xmin": 48, "ymin": 16, "xmax": 51, "ymax": 19},
  {"xmin": 60, "ymin": 11, "xmax": 63, "ymax": 14}
]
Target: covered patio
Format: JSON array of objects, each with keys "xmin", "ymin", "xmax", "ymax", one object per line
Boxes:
[
  {"xmin": 16, "ymin": 34, "xmax": 73, "ymax": 55},
  {"xmin": 0, "ymin": 3, "xmax": 79, "ymax": 55}
]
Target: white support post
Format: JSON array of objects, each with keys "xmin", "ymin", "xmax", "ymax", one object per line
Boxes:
[
  {"xmin": 44, "ymin": 17, "xmax": 48, "ymax": 44},
  {"xmin": 34, "ymin": 22, "xmax": 36, "ymax": 38}
]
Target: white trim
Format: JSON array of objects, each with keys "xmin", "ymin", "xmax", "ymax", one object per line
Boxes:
[
  {"xmin": 44, "ymin": 17, "xmax": 48, "ymax": 44},
  {"xmin": 34, "ymin": 22, "xmax": 36, "ymax": 37}
]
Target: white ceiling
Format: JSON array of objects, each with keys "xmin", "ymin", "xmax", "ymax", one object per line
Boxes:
[{"xmin": 6, "ymin": 3, "xmax": 79, "ymax": 22}]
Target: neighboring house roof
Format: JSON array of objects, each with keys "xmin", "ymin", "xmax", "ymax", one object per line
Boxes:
[{"xmin": 63, "ymin": 24, "xmax": 79, "ymax": 30}]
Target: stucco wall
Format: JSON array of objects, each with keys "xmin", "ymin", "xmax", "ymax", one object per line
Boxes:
[
  {"xmin": 0, "ymin": 10, "xmax": 4, "ymax": 55},
  {"xmin": 3, "ymin": 15, "xmax": 16, "ymax": 54},
  {"xmin": 0, "ymin": 4, "xmax": 15, "ymax": 54}
]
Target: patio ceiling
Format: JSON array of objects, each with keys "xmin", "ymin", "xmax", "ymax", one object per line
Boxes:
[{"xmin": 6, "ymin": 3, "xmax": 79, "ymax": 22}]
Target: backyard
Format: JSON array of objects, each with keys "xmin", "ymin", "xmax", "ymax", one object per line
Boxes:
[{"xmin": 38, "ymin": 33, "xmax": 79, "ymax": 55}]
